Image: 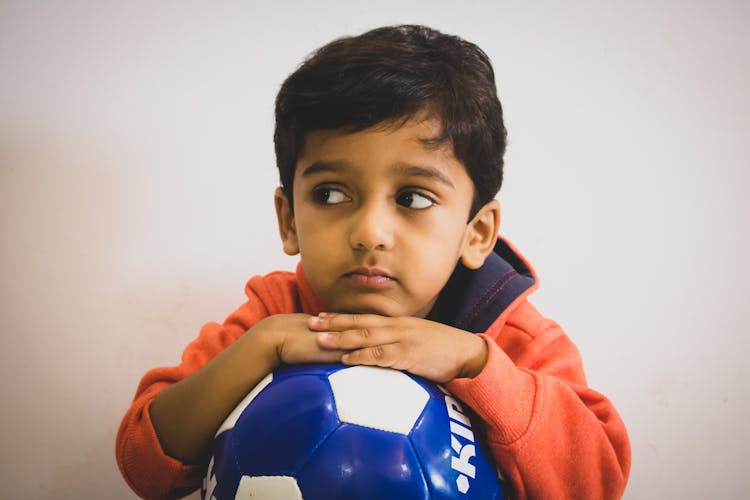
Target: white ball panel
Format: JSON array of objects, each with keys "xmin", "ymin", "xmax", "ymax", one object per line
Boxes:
[
  {"xmin": 328, "ymin": 366, "xmax": 429, "ymax": 434},
  {"xmin": 234, "ymin": 475, "xmax": 302, "ymax": 500},
  {"xmin": 215, "ymin": 373, "xmax": 273, "ymax": 436}
]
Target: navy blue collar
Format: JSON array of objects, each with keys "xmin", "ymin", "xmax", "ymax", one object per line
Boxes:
[{"xmin": 428, "ymin": 239, "xmax": 536, "ymax": 333}]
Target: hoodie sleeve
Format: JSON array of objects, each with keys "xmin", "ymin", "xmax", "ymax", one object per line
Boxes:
[
  {"xmin": 115, "ymin": 276, "xmax": 278, "ymax": 499},
  {"xmin": 446, "ymin": 300, "xmax": 631, "ymax": 499}
]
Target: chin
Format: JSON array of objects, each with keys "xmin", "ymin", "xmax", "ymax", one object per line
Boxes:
[
  {"xmin": 337, "ymin": 306, "xmax": 395, "ymax": 317},
  {"xmin": 333, "ymin": 299, "xmax": 402, "ymax": 317}
]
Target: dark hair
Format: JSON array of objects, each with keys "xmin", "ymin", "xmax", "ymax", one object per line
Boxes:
[{"xmin": 274, "ymin": 24, "xmax": 507, "ymax": 216}]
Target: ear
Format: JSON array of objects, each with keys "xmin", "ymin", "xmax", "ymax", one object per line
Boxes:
[
  {"xmin": 460, "ymin": 199, "xmax": 501, "ymax": 270},
  {"xmin": 274, "ymin": 187, "xmax": 300, "ymax": 256}
]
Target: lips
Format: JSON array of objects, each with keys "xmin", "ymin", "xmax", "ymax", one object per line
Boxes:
[{"xmin": 344, "ymin": 268, "xmax": 396, "ymax": 289}]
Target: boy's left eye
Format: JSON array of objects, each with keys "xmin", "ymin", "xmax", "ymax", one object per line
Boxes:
[{"xmin": 396, "ymin": 191, "xmax": 434, "ymax": 209}]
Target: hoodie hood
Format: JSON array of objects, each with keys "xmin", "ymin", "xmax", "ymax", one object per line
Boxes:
[{"xmin": 429, "ymin": 237, "xmax": 537, "ymax": 333}]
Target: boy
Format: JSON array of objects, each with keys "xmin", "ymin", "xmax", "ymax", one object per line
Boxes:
[{"xmin": 117, "ymin": 25, "xmax": 630, "ymax": 499}]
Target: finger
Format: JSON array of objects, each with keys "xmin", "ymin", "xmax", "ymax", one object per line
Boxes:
[
  {"xmin": 310, "ymin": 349, "xmax": 349, "ymax": 364},
  {"xmin": 308, "ymin": 313, "xmax": 384, "ymax": 332},
  {"xmin": 315, "ymin": 330, "xmax": 371, "ymax": 350},
  {"xmin": 341, "ymin": 343, "xmax": 402, "ymax": 368},
  {"xmin": 315, "ymin": 331, "xmax": 342, "ymax": 349},
  {"xmin": 278, "ymin": 338, "xmax": 347, "ymax": 365},
  {"xmin": 316, "ymin": 326, "xmax": 400, "ymax": 350}
]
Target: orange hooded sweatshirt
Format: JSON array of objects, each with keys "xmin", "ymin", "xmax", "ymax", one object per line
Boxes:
[{"xmin": 116, "ymin": 238, "xmax": 630, "ymax": 499}]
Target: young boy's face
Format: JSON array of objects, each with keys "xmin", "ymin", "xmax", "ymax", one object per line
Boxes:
[{"xmin": 276, "ymin": 116, "xmax": 491, "ymax": 318}]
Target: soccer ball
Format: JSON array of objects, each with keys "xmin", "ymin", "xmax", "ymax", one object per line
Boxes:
[{"xmin": 203, "ymin": 364, "xmax": 505, "ymax": 499}]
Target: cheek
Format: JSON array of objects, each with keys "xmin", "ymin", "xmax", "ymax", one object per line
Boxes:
[
  {"xmin": 295, "ymin": 212, "xmax": 326, "ymax": 246},
  {"xmin": 406, "ymin": 224, "xmax": 467, "ymax": 276},
  {"xmin": 296, "ymin": 219, "xmax": 342, "ymax": 272},
  {"xmin": 416, "ymin": 212, "xmax": 469, "ymax": 252}
]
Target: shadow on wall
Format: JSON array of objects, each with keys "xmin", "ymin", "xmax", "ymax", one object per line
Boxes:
[
  {"xmin": 1, "ymin": 123, "xmax": 264, "ymax": 498},
  {"xmin": 0, "ymin": 126, "xmax": 183, "ymax": 499},
  {"xmin": 45, "ymin": 430, "xmax": 134, "ymax": 499}
]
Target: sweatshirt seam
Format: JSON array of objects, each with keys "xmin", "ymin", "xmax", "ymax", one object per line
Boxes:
[
  {"xmin": 481, "ymin": 284, "xmax": 538, "ymax": 340},
  {"xmin": 505, "ymin": 309, "xmax": 562, "ymax": 344},
  {"xmin": 457, "ymin": 269, "xmax": 514, "ymax": 327},
  {"xmin": 514, "ymin": 371, "xmax": 546, "ymax": 453},
  {"xmin": 500, "ymin": 325, "xmax": 561, "ymax": 450},
  {"xmin": 491, "ymin": 369, "xmax": 544, "ymax": 448}
]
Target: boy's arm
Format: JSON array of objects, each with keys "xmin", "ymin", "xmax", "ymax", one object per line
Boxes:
[
  {"xmin": 117, "ymin": 303, "xmax": 342, "ymax": 499},
  {"xmin": 148, "ymin": 315, "xmax": 288, "ymax": 464},
  {"xmin": 447, "ymin": 300, "xmax": 631, "ymax": 499}
]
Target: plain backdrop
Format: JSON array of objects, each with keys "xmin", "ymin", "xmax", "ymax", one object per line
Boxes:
[{"xmin": 1, "ymin": 1, "xmax": 748, "ymax": 498}]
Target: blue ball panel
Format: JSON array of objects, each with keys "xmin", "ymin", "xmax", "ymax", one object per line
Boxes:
[
  {"xmin": 297, "ymin": 423, "xmax": 430, "ymax": 500},
  {"xmin": 231, "ymin": 373, "xmax": 340, "ymax": 476},
  {"xmin": 410, "ymin": 389, "xmax": 504, "ymax": 499},
  {"xmin": 272, "ymin": 363, "xmax": 349, "ymax": 382},
  {"xmin": 206, "ymin": 431, "xmax": 242, "ymax": 500}
]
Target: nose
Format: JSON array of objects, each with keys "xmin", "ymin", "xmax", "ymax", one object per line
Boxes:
[{"xmin": 348, "ymin": 199, "xmax": 394, "ymax": 251}]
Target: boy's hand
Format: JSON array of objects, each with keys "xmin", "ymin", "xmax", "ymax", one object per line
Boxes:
[
  {"xmin": 253, "ymin": 314, "xmax": 346, "ymax": 367},
  {"xmin": 308, "ymin": 313, "xmax": 488, "ymax": 384}
]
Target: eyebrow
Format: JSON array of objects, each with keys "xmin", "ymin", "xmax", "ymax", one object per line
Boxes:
[
  {"xmin": 301, "ymin": 160, "xmax": 455, "ymax": 190},
  {"xmin": 300, "ymin": 161, "xmax": 344, "ymax": 178},
  {"xmin": 393, "ymin": 163, "xmax": 455, "ymax": 189}
]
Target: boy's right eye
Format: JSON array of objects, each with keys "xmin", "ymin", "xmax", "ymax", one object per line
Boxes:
[{"xmin": 312, "ymin": 187, "xmax": 348, "ymax": 205}]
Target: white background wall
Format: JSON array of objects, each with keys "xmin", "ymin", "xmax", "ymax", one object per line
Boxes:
[{"xmin": 1, "ymin": 1, "xmax": 748, "ymax": 498}]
